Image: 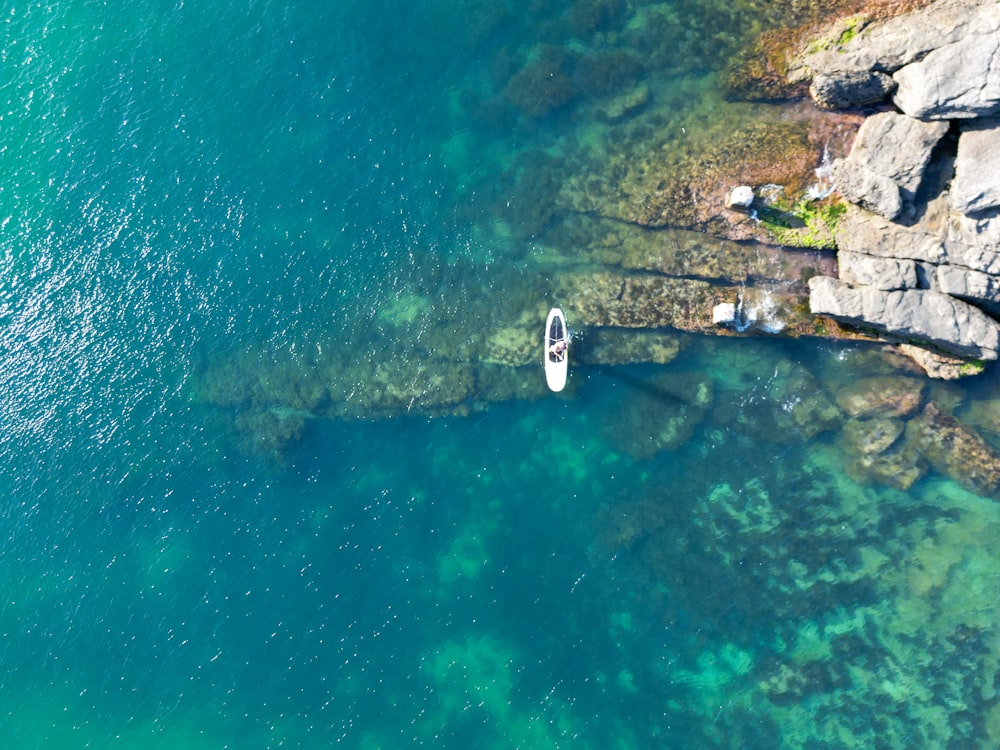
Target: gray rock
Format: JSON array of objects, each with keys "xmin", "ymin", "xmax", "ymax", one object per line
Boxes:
[
  {"xmin": 941, "ymin": 237, "xmax": 1000, "ymax": 276},
  {"xmin": 893, "ymin": 32, "xmax": 1000, "ymax": 119},
  {"xmin": 856, "ymin": 113, "xmax": 949, "ymax": 195},
  {"xmin": 838, "ymin": 251, "xmax": 919, "ymax": 290},
  {"xmin": 602, "ymin": 84, "xmax": 649, "ymax": 122},
  {"xmin": 952, "ymin": 118, "xmax": 1000, "ymax": 215},
  {"xmin": 809, "ymin": 70, "xmax": 895, "ymax": 110},
  {"xmin": 936, "ymin": 265, "xmax": 1000, "ymax": 310},
  {"xmin": 840, "ymin": 416, "xmax": 906, "ymax": 455},
  {"xmin": 948, "ymin": 211, "xmax": 1000, "ymax": 253},
  {"xmin": 834, "ymin": 203, "xmax": 1000, "ymax": 276},
  {"xmin": 833, "ymin": 112, "xmax": 949, "ymax": 219},
  {"xmin": 808, "ymin": 275, "xmax": 1000, "ymax": 359},
  {"xmin": 832, "ymin": 159, "xmax": 903, "ymax": 220},
  {"xmin": 944, "ymin": 210, "xmax": 1000, "ymax": 260},
  {"xmin": 835, "ymin": 204, "xmax": 946, "ymax": 263},
  {"xmin": 835, "ymin": 375, "xmax": 925, "ymax": 417},
  {"xmin": 790, "ymin": 0, "xmax": 1000, "ymax": 88}
]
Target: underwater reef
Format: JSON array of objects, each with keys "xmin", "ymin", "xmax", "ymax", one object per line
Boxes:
[
  {"xmin": 195, "ymin": 0, "xmax": 1000, "ymax": 455},
  {"xmin": 188, "ymin": 3, "xmax": 1000, "ymax": 735},
  {"xmin": 592, "ymin": 442, "xmax": 1000, "ymax": 747}
]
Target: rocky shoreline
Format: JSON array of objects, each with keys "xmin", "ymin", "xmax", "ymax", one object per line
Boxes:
[
  {"xmin": 194, "ymin": 0, "xmax": 1000, "ymax": 471},
  {"xmin": 786, "ymin": 0, "xmax": 1000, "ymax": 377},
  {"xmin": 491, "ymin": 0, "xmax": 1000, "ymax": 381}
]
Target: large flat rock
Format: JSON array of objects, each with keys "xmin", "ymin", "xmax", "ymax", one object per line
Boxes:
[
  {"xmin": 936, "ymin": 265, "xmax": 1000, "ymax": 309},
  {"xmin": 893, "ymin": 31, "xmax": 1000, "ymax": 119},
  {"xmin": 952, "ymin": 118, "xmax": 1000, "ymax": 215},
  {"xmin": 838, "ymin": 251, "xmax": 919, "ymax": 290},
  {"xmin": 836, "ymin": 203, "xmax": 1000, "ymax": 275},
  {"xmin": 808, "ymin": 275, "xmax": 1000, "ymax": 359},
  {"xmin": 832, "ymin": 112, "xmax": 949, "ymax": 219},
  {"xmin": 554, "ymin": 271, "xmax": 825, "ymax": 337},
  {"xmin": 834, "ymin": 203, "xmax": 946, "ymax": 263},
  {"xmin": 555, "ymin": 272, "xmax": 720, "ymax": 331}
]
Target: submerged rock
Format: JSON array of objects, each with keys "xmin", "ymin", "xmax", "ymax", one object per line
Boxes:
[
  {"xmin": 482, "ymin": 311, "xmax": 539, "ymax": 367},
  {"xmin": 601, "ymin": 83, "xmax": 649, "ymax": 122},
  {"xmin": 711, "ymin": 357, "xmax": 844, "ymax": 443},
  {"xmin": 601, "ymin": 370, "xmax": 714, "ymax": 459},
  {"xmin": 840, "ymin": 416, "xmax": 905, "ymax": 455},
  {"xmin": 549, "ymin": 103, "xmax": 828, "ymax": 243},
  {"xmin": 906, "ymin": 402, "xmax": 1000, "ymax": 497},
  {"xmin": 578, "ymin": 329, "xmax": 684, "ymax": 366},
  {"xmin": 850, "ymin": 442, "xmax": 926, "ymax": 490},
  {"xmin": 781, "ymin": 382, "xmax": 845, "ymax": 439},
  {"xmin": 834, "ymin": 375, "xmax": 925, "ymax": 418},
  {"xmin": 502, "ymin": 46, "xmax": 579, "ymax": 118},
  {"xmin": 839, "ymin": 417, "xmax": 925, "ymax": 490},
  {"xmin": 557, "ymin": 272, "xmax": 722, "ymax": 331}
]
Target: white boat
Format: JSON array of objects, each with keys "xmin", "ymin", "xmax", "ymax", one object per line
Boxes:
[{"xmin": 544, "ymin": 307, "xmax": 569, "ymax": 392}]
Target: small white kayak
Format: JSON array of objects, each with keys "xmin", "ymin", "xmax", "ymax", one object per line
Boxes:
[{"xmin": 544, "ymin": 307, "xmax": 569, "ymax": 392}]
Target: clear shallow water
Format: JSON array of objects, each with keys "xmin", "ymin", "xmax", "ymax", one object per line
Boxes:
[{"xmin": 3, "ymin": 1, "xmax": 1000, "ymax": 748}]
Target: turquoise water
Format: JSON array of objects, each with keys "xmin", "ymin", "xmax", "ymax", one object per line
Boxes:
[{"xmin": 3, "ymin": 1, "xmax": 1000, "ymax": 748}]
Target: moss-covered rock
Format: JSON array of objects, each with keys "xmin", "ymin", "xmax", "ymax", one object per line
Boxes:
[
  {"xmin": 502, "ymin": 46, "xmax": 579, "ymax": 118},
  {"xmin": 906, "ymin": 403, "xmax": 1000, "ymax": 498},
  {"xmin": 572, "ymin": 49, "xmax": 644, "ymax": 98}
]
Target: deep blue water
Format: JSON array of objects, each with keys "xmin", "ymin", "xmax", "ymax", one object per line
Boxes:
[{"xmin": 3, "ymin": 1, "xmax": 1000, "ymax": 748}]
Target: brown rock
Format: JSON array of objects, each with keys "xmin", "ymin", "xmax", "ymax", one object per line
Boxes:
[
  {"xmin": 837, "ymin": 412, "xmax": 925, "ymax": 489},
  {"xmin": 845, "ymin": 438, "xmax": 925, "ymax": 490},
  {"xmin": 840, "ymin": 416, "xmax": 906, "ymax": 455},
  {"xmin": 834, "ymin": 375, "xmax": 925, "ymax": 417},
  {"xmin": 906, "ymin": 402, "xmax": 1000, "ymax": 497},
  {"xmin": 896, "ymin": 344, "xmax": 983, "ymax": 380},
  {"xmin": 556, "ymin": 272, "xmax": 723, "ymax": 332}
]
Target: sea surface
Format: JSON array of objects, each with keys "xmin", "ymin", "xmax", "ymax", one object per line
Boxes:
[{"xmin": 3, "ymin": 1, "xmax": 1000, "ymax": 748}]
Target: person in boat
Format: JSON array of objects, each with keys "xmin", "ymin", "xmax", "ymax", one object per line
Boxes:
[{"xmin": 549, "ymin": 338, "xmax": 567, "ymax": 361}]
